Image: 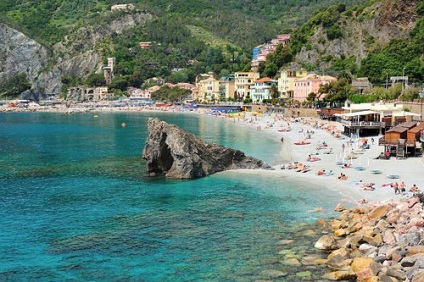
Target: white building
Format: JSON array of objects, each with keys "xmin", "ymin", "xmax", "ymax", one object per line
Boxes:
[{"xmin": 251, "ymin": 77, "xmax": 276, "ymax": 103}]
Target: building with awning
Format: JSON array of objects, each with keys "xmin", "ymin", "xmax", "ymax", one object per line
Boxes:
[
  {"xmin": 336, "ymin": 110, "xmax": 382, "ymax": 136},
  {"xmin": 339, "ymin": 101, "xmax": 421, "ymax": 136}
]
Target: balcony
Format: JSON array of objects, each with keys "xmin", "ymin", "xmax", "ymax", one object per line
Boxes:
[{"xmin": 340, "ymin": 120, "xmax": 383, "ymax": 128}]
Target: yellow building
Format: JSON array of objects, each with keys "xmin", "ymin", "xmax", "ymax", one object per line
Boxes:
[
  {"xmin": 219, "ymin": 76, "xmax": 235, "ymax": 101},
  {"xmin": 234, "ymin": 72, "xmax": 260, "ymax": 101},
  {"xmin": 197, "ymin": 76, "xmax": 220, "ymax": 102},
  {"xmin": 277, "ymin": 68, "xmax": 307, "ymax": 100}
]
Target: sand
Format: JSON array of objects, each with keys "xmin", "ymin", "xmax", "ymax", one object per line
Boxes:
[
  {"xmin": 226, "ymin": 112, "xmax": 424, "ymax": 206},
  {"xmin": 3, "ymin": 103, "xmax": 423, "ymax": 206}
]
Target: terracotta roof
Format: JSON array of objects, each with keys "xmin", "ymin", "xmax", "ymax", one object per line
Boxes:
[{"xmin": 256, "ymin": 77, "xmax": 273, "ymax": 83}]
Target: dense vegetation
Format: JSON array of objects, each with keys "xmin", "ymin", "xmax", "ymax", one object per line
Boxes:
[
  {"xmin": 0, "ymin": 74, "xmax": 32, "ymax": 98},
  {"xmin": 288, "ymin": 0, "xmax": 424, "ymax": 86},
  {"xmin": 358, "ymin": 18, "xmax": 424, "ymax": 84},
  {"xmin": 0, "ymin": 0, "xmax": 422, "ymax": 104},
  {"xmin": 0, "ymin": 0, "xmax": 369, "ymax": 48}
]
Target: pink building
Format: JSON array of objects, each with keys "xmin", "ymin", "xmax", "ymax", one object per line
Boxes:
[
  {"xmin": 251, "ymin": 34, "xmax": 291, "ymax": 71},
  {"xmin": 293, "ymin": 74, "xmax": 336, "ymax": 102}
]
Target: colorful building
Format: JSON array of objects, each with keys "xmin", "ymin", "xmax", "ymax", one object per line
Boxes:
[
  {"xmin": 293, "ymin": 74, "xmax": 336, "ymax": 102},
  {"xmin": 277, "ymin": 68, "xmax": 308, "ymax": 100},
  {"xmin": 219, "ymin": 76, "xmax": 235, "ymax": 101},
  {"xmin": 251, "ymin": 34, "xmax": 290, "ymax": 71},
  {"xmin": 197, "ymin": 76, "xmax": 220, "ymax": 102},
  {"xmin": 234, "ymin": 72, "xmax": 260, "ymax": 101},
  {"xmin": 251, "ymin": 77, "xmax": 276, "ymax": 103}
]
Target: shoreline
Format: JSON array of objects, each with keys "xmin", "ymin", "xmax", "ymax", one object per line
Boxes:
[
  {"xmin": 3, "ymin": 104, "xmax": 424, "ymax": 280},
  {"xmin": 3, "ymin": 104, "xmax": 424, "ymax": 205},
  {"xmin": 222, "ymin": 111, "xmax": 424, "ymax": 206}
]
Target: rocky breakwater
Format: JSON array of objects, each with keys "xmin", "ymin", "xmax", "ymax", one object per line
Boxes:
[
  {"xmin": 142, "ymin": 118, "xmax": 270, "ymax": 179},
  {"xmin": 314, "ymin": 197, "xmax": 424, "ymax": 281}
]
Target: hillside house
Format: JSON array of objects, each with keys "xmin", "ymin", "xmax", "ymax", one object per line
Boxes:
[
  {"xmin": 351, "ymin": 77, "xmax": 373, "ymax": 94},
  {"xmin": 111, "ymin": 4, "xmax": 135, "ymax": 12},
  {"xmin": 251, "ymin": 34, "xmax": 290, "ymax": 71},
  {"xmin": 139, "ymin": 42, "xmax": 152, "ymax": 49}
]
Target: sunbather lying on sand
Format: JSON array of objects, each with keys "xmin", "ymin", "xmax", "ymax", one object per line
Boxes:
[{"xmin": 362, "ymin": 183, "xmax": 375, "ymax": 191}]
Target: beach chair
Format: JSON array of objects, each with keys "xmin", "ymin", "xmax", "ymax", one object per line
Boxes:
[{"xmin": 324, "ymin": 170, "xmax": 334, "ymax": 176}]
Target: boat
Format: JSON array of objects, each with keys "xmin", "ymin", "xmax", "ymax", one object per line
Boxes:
[{"xmin": 294, "ymin": 141, "xmax": 311, "ymax": 145}]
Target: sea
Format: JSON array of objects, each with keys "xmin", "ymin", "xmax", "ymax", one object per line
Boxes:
[{"xmin": 0, "ymin": 112, "xmax": 344, "ymax": 281}]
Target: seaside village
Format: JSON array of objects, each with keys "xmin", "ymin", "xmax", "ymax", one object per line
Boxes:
[{"xmin": 3, "ymin": 6, "xmax": 424, "ymax": 281}]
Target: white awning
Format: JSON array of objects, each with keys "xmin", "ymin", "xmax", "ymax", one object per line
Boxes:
[
  {"xmin": 342, "ymin": 110, "xmax": 379, "ymax": 117},
  {"xmin": 392, "ymin": 111, "xmax": 421, "ymax": 117}
]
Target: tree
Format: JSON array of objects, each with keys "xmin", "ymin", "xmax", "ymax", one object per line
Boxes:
[
  {"xmin": 264, "ymin": 63, "xmax": 278, "ymax": 78},
  {"xmin": 169, "ymin": 71, "xmax": 188, "ymax": 84},
  {"xmin": 85, "ymin": 73, "xmax": 106, "ymax": 87},
  {"xmin": 306, "ymin": 92, "xmax": 316, "ymax": 103},
  {"xmin": 270, "ymin": 84, "xmax": 279, "ymax": 99}
]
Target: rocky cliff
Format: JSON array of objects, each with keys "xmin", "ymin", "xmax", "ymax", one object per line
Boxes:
[
  {"xmin": 296, "ymin": 0, "xmax": 419, "ymax": 70},
  {"xmin": 142, "ymin": 118, "xmax": 270, "ymax": 179},
  {"xmin": 0, "ymin": 11, "xmax": 152, "ymax": 99},
  {"xmin": 0, "ymin": 23, "xmax": 49, "ymax": 87}
]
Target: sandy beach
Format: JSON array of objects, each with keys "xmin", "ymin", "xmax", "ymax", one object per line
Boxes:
[
  {"xmin": 3, "ymin": 103, "xmax": 423, "ymax": 206},
  {"xmin": 225, "ymin": 111, "xmax": 424, "ymax": 206}
]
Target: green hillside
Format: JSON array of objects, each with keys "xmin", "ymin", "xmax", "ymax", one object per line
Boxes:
[
  {"xmin": 2, "ymin": 0, "xmax": 421, "ymax": 98},
  {"xmin": 0, "ymin": 0, "xmax": 369, "ymax": 49}
]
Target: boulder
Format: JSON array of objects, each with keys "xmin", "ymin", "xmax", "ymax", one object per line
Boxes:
[
  {"xmin": 334, "ymin": 203, "xmax": 345, "ymax": 212},
  {"xmin": 351, "ymin": 257, "xmax": 379, "ymax": 277},
  {"xmin": 322, "ymin": 270, "xmax": 356, "ymax": 281},
  {"xmin": 142, "ymin": 118, "xmax": 270, "ymax": 179},
  {"xmin": 368, "ymin": 205, "xmax": 392, "ymax": 221},
  {"xmin": 315, "ymin": 234, "xmax": 336, "ymax": 250}
]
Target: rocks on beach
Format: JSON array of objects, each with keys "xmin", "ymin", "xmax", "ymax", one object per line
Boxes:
[{"xmin": 314, "ymin": 197, "xmax": 424, "ymax": 281}]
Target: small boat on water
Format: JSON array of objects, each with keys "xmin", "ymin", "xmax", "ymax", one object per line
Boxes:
[{"xmin": 294, "ymin": 141, "xmax": 311, "ymax": 145}]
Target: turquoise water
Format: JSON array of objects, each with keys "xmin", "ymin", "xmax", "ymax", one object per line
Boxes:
[{"xmin": 0, "ymin": 112, "xmax": 341, "ymax": 281}]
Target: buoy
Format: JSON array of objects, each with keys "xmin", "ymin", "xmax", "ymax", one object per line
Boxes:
[
  {"xmin": 121, "ymin": 122, "xmax": 126, "ymax": 127},
  {"xmin": 93, "ymin": 115, "xmax": 99, "ymax": 118}
]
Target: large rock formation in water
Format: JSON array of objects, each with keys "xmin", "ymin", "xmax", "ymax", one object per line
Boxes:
[{"xmin": 142, "ymin": 118, "xmax": 270, "ymax": 179}]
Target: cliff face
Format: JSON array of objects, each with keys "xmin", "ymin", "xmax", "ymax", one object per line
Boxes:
[
  {"xmin": 0, "ymin": 12, "xmax": 152, "ymax": 99},
  {"xmin": 295, "ymin": 0, "xmax": 419, "ymax": 70},
  {"xmin": 0, "ymin": 23, "xmax": 49, "ymax": 86},
  {"xmin": 142, "ymin": 118, "xmax": 270, "ymax": 179}
]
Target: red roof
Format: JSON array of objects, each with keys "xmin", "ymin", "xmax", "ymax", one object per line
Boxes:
[{"xmin": 256, "ymin": 77, "xmax": 272, "ymax": 83}]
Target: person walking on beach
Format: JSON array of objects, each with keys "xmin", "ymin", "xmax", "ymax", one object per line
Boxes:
[
  {"xmin": 393, "ymin": 182, "xmax": 400, "ymax": 195},
  {"xmin": 400, "ymin": 181, "xmax": 406, "ymax": 194}
]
